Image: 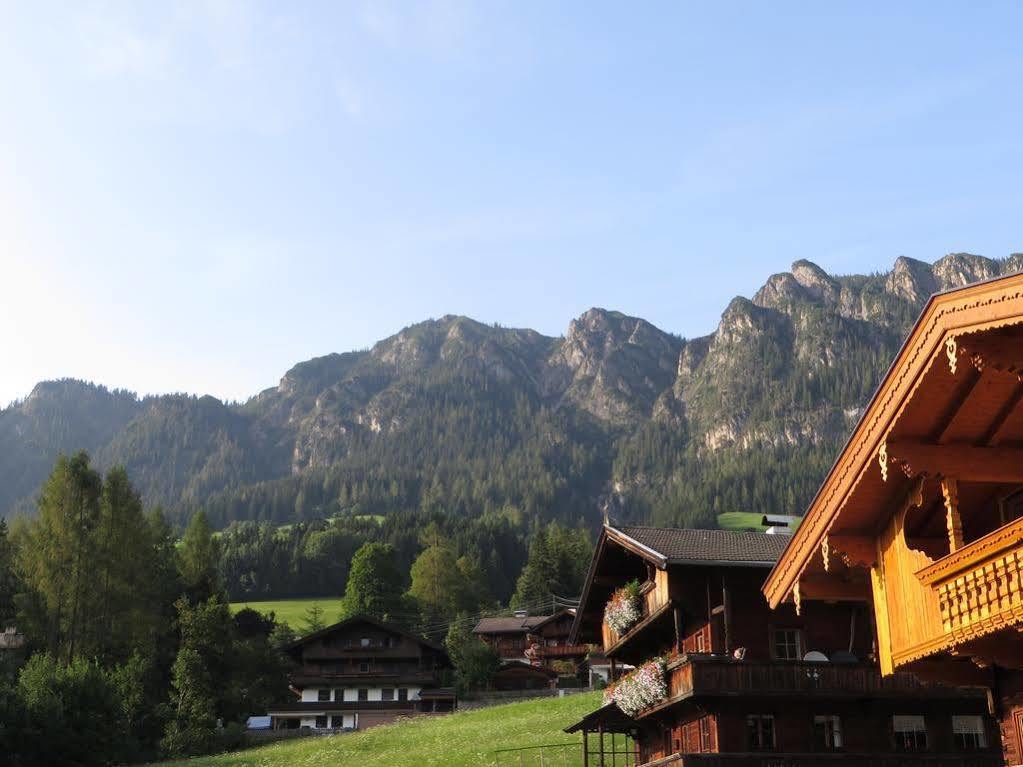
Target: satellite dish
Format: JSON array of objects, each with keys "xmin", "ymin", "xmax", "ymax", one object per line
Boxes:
[
  {"xmin": 803, "ymin": 651, "xmax": 829, "ymax": 663},
  {"xmin": 830, "ymin": 650, "xmax": 858, "ymax": 665}
]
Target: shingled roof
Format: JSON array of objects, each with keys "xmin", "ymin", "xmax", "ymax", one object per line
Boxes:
[
  {"xmin": 473, "ymin": 616, "xmax": 547, "ymax": 634},
  {"xmin": 611, "ymin": 525, "xmax": 790, "ymax": 567}
]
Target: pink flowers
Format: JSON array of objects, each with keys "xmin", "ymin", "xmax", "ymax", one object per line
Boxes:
[
  {"xmin": 603, "ymin": 658, "xmax": 668, "ymax": 717},
  {"xmin": 604, "ymin": 580, "xmax": 642, "ymax": 634}
]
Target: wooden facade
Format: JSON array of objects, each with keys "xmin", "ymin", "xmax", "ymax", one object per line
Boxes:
[
  {"xmin": 763, "ymin": 273, "xmax": 1023, "ymax": 765},
  {"xmin": 267, "ymin": 614, "xmax": 455, "ymax": 731},
  {"xmin": 566, "ymin": 525, "xmax": 999, "ymax": 767},
  {"xmin": 474, "ymin": 609, "xmax": 589, "ymax": 689}
]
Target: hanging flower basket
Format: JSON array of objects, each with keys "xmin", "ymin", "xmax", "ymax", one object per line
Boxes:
[
  {"xmin": 604, "ymin": 580, "xmax": 642, "ymax": 634},
  {"xmin": 603, "ymin": 657, "xmax": 668, "ymax": 717}
]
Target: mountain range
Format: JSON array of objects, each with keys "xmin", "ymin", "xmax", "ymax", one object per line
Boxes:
[{"xmin": 3, "ymin": 252, "xmax": 1021, "ymax": 531}]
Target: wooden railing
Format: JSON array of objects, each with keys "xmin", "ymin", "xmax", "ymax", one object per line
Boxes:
[
  {"xmin": 916, "ymin": 515, "xmax": 1023, "ymax": 648},
  {"xmin": 643, "ymin": 754, "xmax": 1001, "ymax": 767},
  {"xmin": 649, "ymin": 656, "xmax": 975, "ymax": 710},
  {"xmin": 533, "ymin": 644, "xmax": 590, "ymax": 659}
]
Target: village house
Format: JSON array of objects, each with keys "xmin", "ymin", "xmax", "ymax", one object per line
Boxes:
[
  {"xmin": 764, "ymin": 272, "xmax": 1023, "ymax": 764},
  {"xmin": 473, "ymin": 609, "xmax": 590, "ymax": 690},
  {"xmin": 266, "ymin": 614, "xmax": 455, "ymax": 731},
  {"xmin": 566, "ymin": 524, "xmax": 998, "ymax": 766}
]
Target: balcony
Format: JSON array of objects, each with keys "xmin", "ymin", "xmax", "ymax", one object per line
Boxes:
[
  {"xmin": 602, "ymin": 579, "xmax": 671, "ymax": 653},
  {"xmin": 640, "ymin": 754, "xmax": 1001, "ymax": 767},
  {"xmin": 635, "ymin": 655, "xmax": 980, "ymax": 719},
  {"xmin": 916, "ymin": 515, "xmax": 1023, "ymax": 649},
  {"xmin": 531, "ymin": 644, "xmax": 590, "ymax": 659}
]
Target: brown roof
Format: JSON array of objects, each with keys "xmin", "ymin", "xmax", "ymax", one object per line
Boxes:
[
  {"xmin": 613, "ymin": 525, "xmax": 790, "ymax": 566},
  {"xmin": 473, "ymin": 616, "xmax": 547, "ymax": 634}
]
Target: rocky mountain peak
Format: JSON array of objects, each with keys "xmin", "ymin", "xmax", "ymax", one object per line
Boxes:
[
  {"xmin": 932, "ymin": 253, "xmax": 999, "ymax": 291},
  {"xmin": 885, "ymin": 256, "xmax": 937, "ymax": 304},
  {"xmin": 790, "ymin": 260, "xmax": 839, "ymax": 303}
]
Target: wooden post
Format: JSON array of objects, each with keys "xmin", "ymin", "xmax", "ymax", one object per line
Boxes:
[
  {"xmin": 599, "ymin": 726, "xmax": 606, "ymax": 767},
  {"xmin": 583, "ymin": 730, "xmax": 589, "ymax": 767},
  {"xmin": 722, "ymin": 574, "xmax": 731, "ymax": 655},
  {"xmin": 610, "ymin": 658, "xmax": 616, "ymax": 684},
  {"xmin": 539, "ymin": 745, "xmax": 546, "ymax": 767},
  {"xmin": 611, "ymin": 732, "xmax": 616, "ymax": 767},
  {"xmin": 942, "ymin": 477, "xmax": 964, "ymax": 552}
]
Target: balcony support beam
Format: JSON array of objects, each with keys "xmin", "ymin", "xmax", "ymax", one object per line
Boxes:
[{"xmin": 885, "ymin": 440, "xmax": 1023, "ymax": 484}]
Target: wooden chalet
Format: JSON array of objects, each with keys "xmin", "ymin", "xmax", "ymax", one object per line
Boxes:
[
  {"xmin": 566, "ymin": 525, "xmax": 998, "ymax": 766},
  {"xmin": 475, "ymin": 609, "xmax": 588, "ymax": 663},
  {"xmin": 267, "ymin": 614, "xmax": 455, "ymax": 731},
  {"xmin": 764, "ymin": 272, "xmax": 1023, "ymax": 765}
]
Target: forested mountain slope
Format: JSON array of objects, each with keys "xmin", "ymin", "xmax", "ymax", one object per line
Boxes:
[{"xmin": 3, "ymin": 252, "xmax": 1020, "ymax": 531}]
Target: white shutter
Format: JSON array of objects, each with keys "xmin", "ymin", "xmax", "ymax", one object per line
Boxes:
[
  {"xmin": 952, "ymin": 715, "xmax": 984, "ymax": 735},
  {"xmin": 892, "ymin": 715, "xmax": 925, "ymax": 732}
]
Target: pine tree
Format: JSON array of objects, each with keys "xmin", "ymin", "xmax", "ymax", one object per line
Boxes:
[
  {"xmin": 178, "ymin": 511, "xmax": 221, "ymax": 604},
  {"xmin": 338, "ymin": 543, "xmax": 405, "ymax": 621}
]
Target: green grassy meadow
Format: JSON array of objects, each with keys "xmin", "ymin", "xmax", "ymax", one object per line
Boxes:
[
  {"xmin": 229, "ymin": 598, "xmax": 346, "ymax": 629},
  {"xmin": 717, "ymin": 512, "xmax": 802, "ymax": 532},
  {"xmin": 151, "ymin": 692, "xmax": 600, "ymax": 767}
]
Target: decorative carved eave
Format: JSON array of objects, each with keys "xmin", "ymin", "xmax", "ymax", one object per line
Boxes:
[
  {"xmin": 829, "ymin": 535, "xmax": 877, "ymax": 569},
  {"xmin": 763, "ymin": 273, "xmax": 1023, "ymax": 610},
  {"xmin": 947, "ymin": 332, "xmax": 1023, "ymax": 377},
  {"xmin": 883, "ymin": 441, "xmax": 1023, "ymax": 484}
]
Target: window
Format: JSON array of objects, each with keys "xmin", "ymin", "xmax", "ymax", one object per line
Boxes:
[
  {"xmin": 317, "ymin": 689, "xmax": 331, "ymax": 702},
  {"xmin": 952, "ymin": 715, "xmax": 987, "ymax": 750},
  {"xmin": 893, "ymin": 715, "xmax": 928, "ymax": 751},
  {"xmin": 333, "ymin": 688, "xmax": 344, "ymax": 702},
  {"xmin": 699, "ymin": 717, "xmax": 712, "ymax": 752},
  {"xmin": 814, "ymin": 715, "xmax": 843, "ymax": 750},
  {"xmin": 381, "ymin": 688, "xmax": 394, "ymax": 701},
  {"xmin": 746, "ymin": 715, "xmax": 775, "ymax": 750},
  {"xmin": 771, "ymin": 628, "xmax": 802, "ymax": 660},
  {"xmin": 330, "ymin": 715, "xmax": 342, "ymax": 729},
  {"xmin": 358, "ymin": 689, "xmax": 369, "ymax": 702},
  {"xmin": 398, "ymin": 688, "xmax": 408, "ymax": 702},
  {"xmin": 315, "ymin": 715, "xmax": 328, "ymax": 729},
  {"xmin": 695, "ymin": 631, "xmax": 707, "ymax": 653},
  {"xmin": 361, "ymin": 637, "xmax": 371, "ymax": 647},
  {"xmin": 359, "ymin": 662, "xmax": 370, "ymax": 673}
]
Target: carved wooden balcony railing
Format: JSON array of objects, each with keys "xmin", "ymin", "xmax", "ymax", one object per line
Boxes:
[
  {"xmin": 916, "ymin": 515, "xmax": 1023, "ymax": 649},
  {"xmin": 633, "ymin": 656, "xmax": 980, "ymax": 719},
  {"xmin": 531, "ymin": 644, "xmax": 590, "ymax": 659},
  {"xmin": 639, "ymin": 753, "xmax": 1001, "ymax": 767},
  {"xmin": 602, "ymin": 580, "xmax": 670, "ymax": 652}
]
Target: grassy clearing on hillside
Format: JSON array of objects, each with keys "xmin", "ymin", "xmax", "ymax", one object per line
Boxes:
[
  {"xmin": 151, "ymin": 692, "xmax": 600, "ymax": 767},
  {"xmin": 717, "ymin": 512, "xmax": 802, "ymax": 531},
  {"xmin": 229, "ymin": 598, "xmax": 346, "ymax": 629}
]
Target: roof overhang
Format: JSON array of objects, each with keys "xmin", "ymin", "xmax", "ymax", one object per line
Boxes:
[{"xmin": 764, "ymin": 271, "xmax": 1023, "ymax": 609}]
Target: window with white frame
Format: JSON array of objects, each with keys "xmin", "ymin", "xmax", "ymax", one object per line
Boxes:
[
  {"xmin": 746, "ymin": 714, "xmax": 775, "ymax": 750},
  {"xmin": 771, "ymin": 628, "xmax": 802, "ymax": 660},
  {"xmin": 813, "ymin": 715, "xmax": 843, "ymax": 749},
  {"xmin": 952, "ymin": 715, "xmax": 987, "ymax": 750},
  {"xmin": 317, "ymin": 689, "xmax": 330, "ymax": 702},
  {"xmin": 893, "ymin": 715, "xmax": 927, "ymax": 751}
]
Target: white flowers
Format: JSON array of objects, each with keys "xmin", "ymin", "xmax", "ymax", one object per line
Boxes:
[
  {"xmin": 604, "ymin": 581, "xmax": 642, "ymax": 635},
  {"xmin": 602, "ymin": 658, "xmax": 668, "ymax": 717}
]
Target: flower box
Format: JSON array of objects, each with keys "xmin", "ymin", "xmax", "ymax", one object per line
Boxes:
[
  {"xmin": 603, "ymin": 657, "xmax": 667, "ymax": 717},
  {"xmin": 604, "ymin": 580, "xmax": 642, "ymax": 635}
]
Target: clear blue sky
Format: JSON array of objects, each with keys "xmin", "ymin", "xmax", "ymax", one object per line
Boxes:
[{"xmin": 2, "ymin": 2, "xmax": 1022, "ymax": 406}]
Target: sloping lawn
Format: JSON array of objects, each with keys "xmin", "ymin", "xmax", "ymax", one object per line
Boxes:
[
  {"xmin": 228, "ymin": 598, "xmax": 346, "ymax": 629},
  {"xmin": 151, "ymin": 692, "xmax": 599, "ymax": 767}
]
